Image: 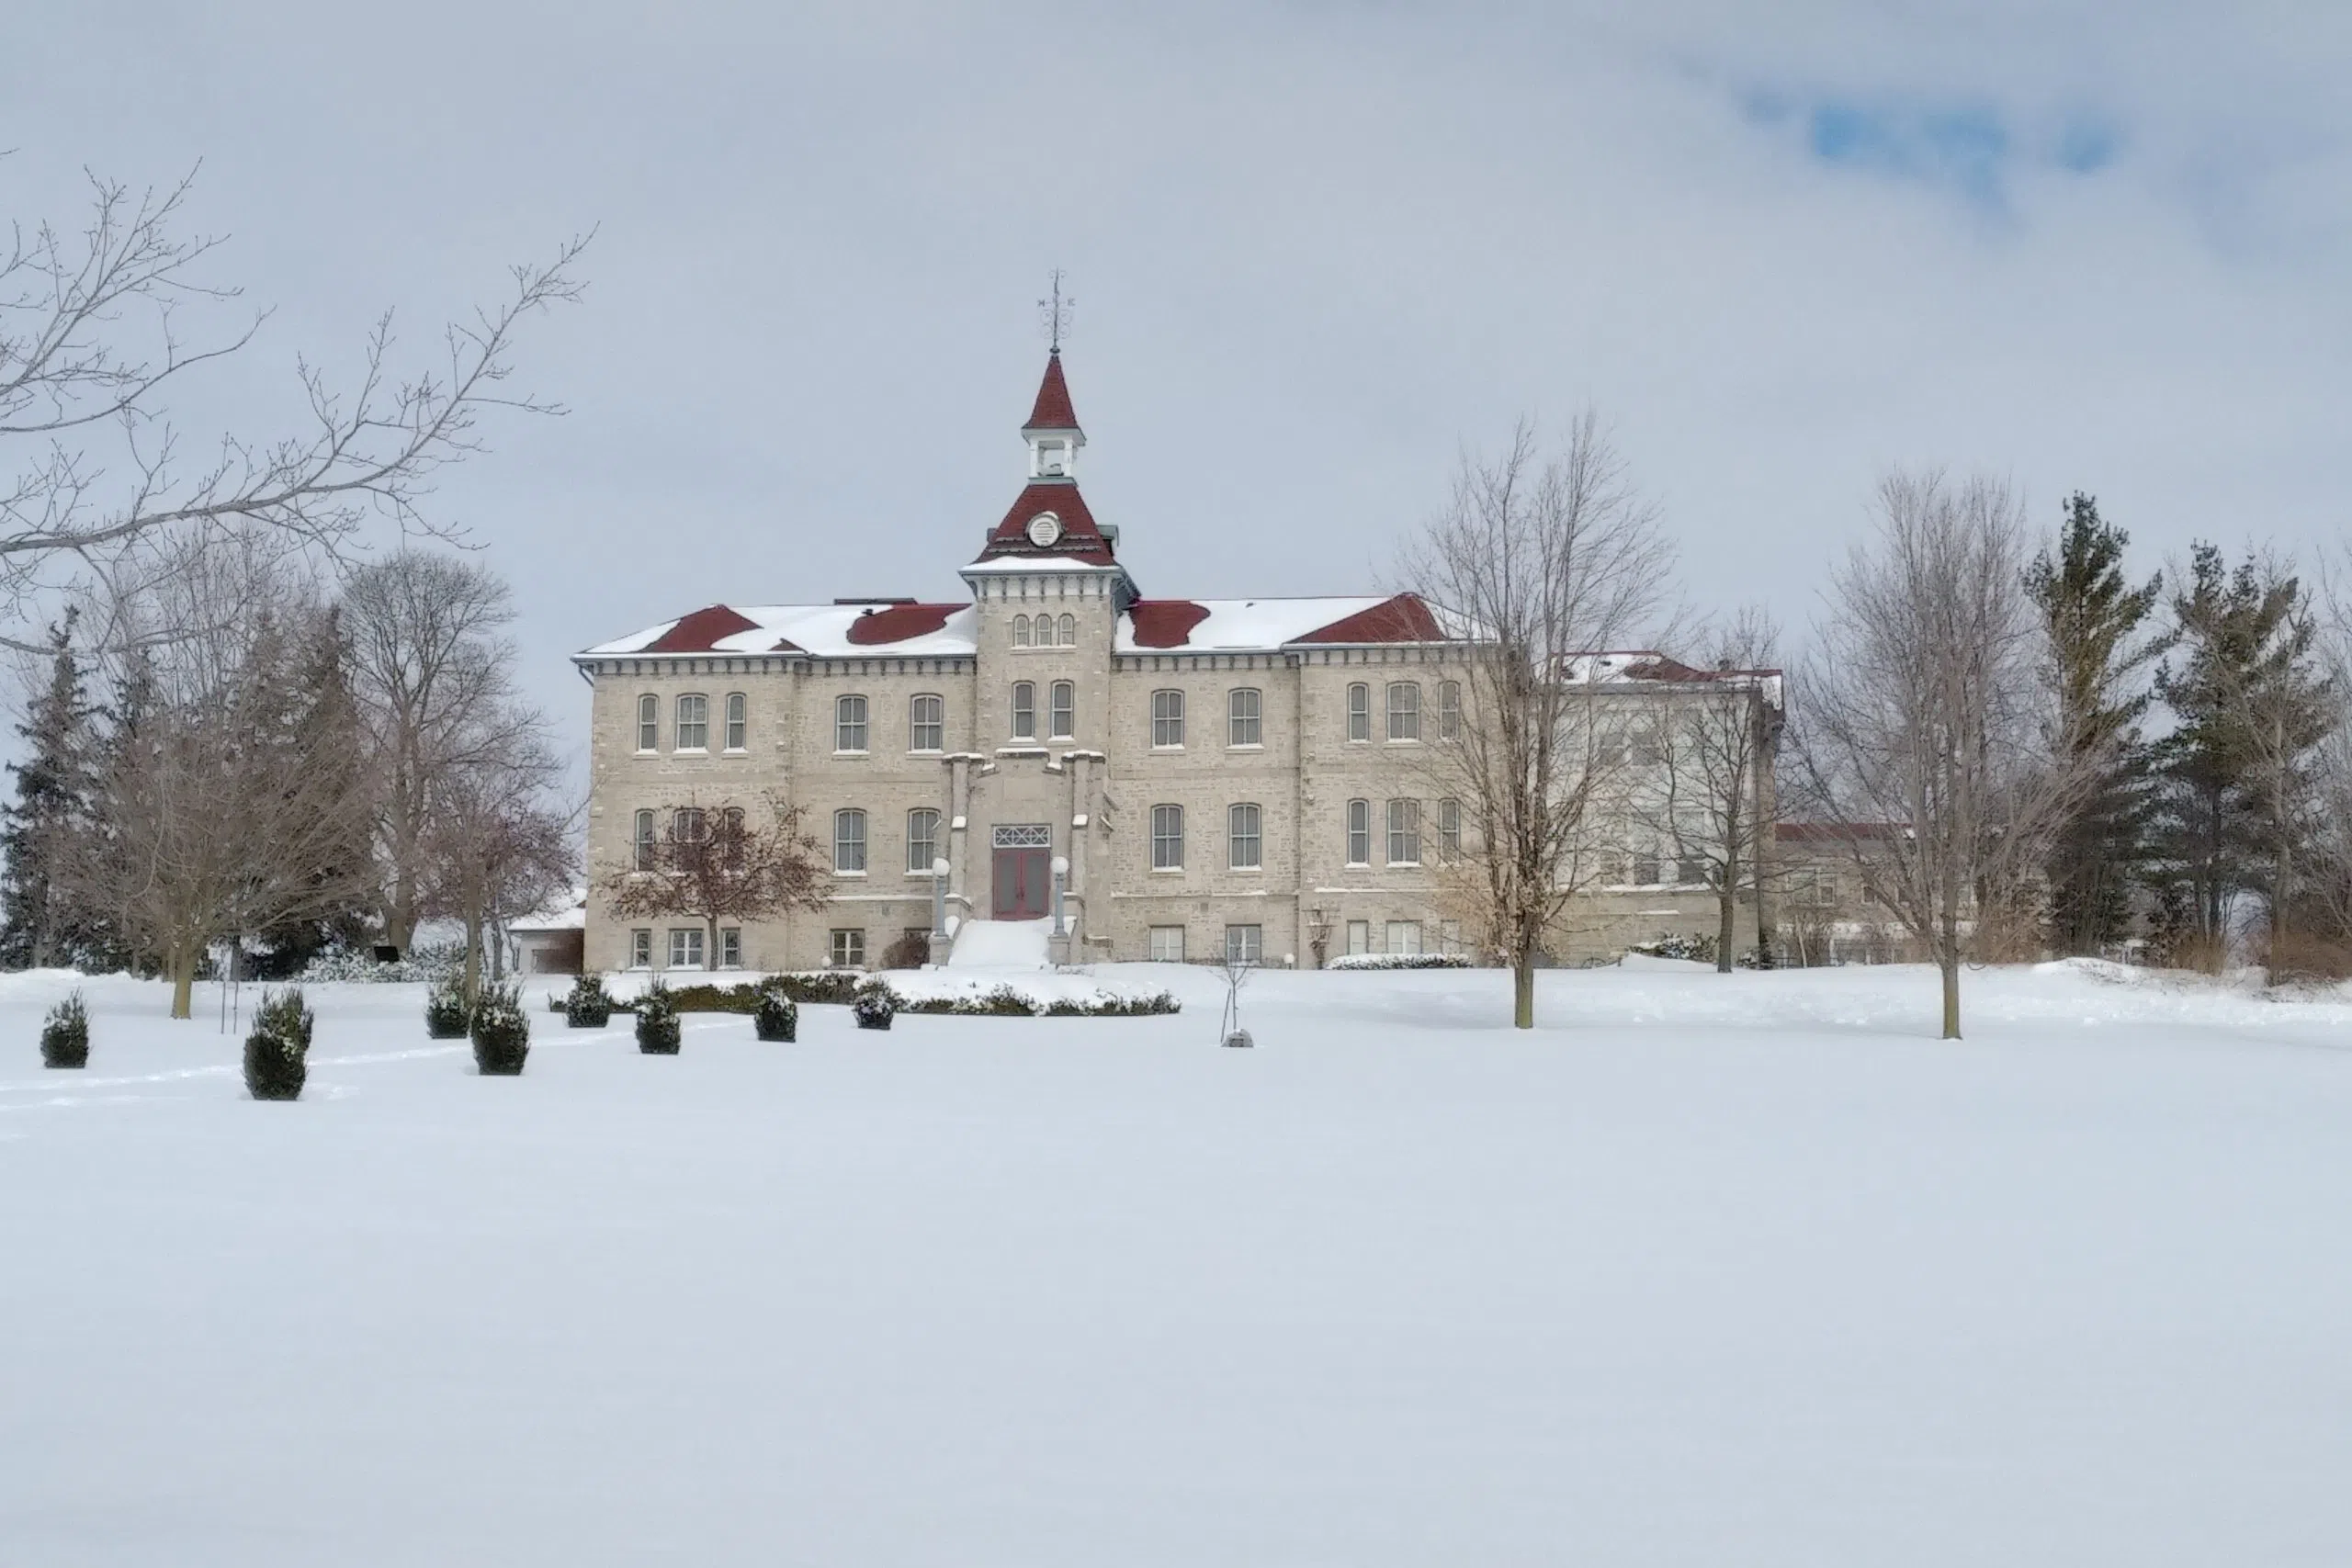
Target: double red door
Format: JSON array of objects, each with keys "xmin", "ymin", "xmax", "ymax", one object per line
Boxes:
[{"xmin": 991, "ymin": 848, "xmax": 1049, "ymax": 919}]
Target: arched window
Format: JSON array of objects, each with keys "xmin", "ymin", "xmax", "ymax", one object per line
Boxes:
[
  {"xmin": 1057, "ymin": 613, "xmax": 1076, "ymax": 647},
  {"xmin": 674, "ymin": 694, "xmax": 708, "ymax": 751},
  {"xmin": 909, "ymin": 693, "xmax": 944, "ymax": 752},
  {"xmin": 1227, "ymin": 804, "xmax": 1262, "ymax": 870},
  {"xmin": 1385, "ymin": 798, "xmax": 1420, "ymax": 865},
  {"xmin": 833, "ymin": 809, "xmax": 867, "ymax": 874},
  {"xmin": 1012, "ymin": 615, "xmax": 1032, "ymax": 648},
  {"xmin": 1049, "ymin": 681, "xmax": 1075, "ymax": 739},
  {"xmin": 1386, "ymin": 682, "xmax": 1420, "ymax": 741},
  {"xmin": 1438, "ymin": 680, "xmax": 1462, "ymax": 742},
  {"xmin": 633, "ymin": 809, "xmax": 657, "ymax": 870},
  {"xmin": 835, "ymin": 694, "xmax": 868, "ymax": 752},
  {"xmin": 907, "ymin": 808, "xmax": 942, "ymax": 873},
  {"xmin": 1151, "ymin": 689, "xmax": 1184, "ymax": 748},
  {"xmin": 1346, "ymin": 682, "xmax": 1371, "ymax": 742},
  {"xmin": 1346, "ymin": 799, "xmax": 1371, "ymax": 866},
  {"xmin": 636, "ymin": 694, "xmax": 660, "ymax": 752},
  {"xmin": 1227, "ymin": 687, "xmax": 1261, "ymax": 747},
  {"xmin": 724, "ymin": 692, "xmax": 748, "ymax": 751},
  {"xmin": 1150, "ymin": 805, "xmax": 1185, "ymax": 871},
  {"xmin": 1011, "ymin": 681, "xmax": 1036, "ymax": 740},
  {"xmin": 1438, "ymin": 797, "xmax": 1462, "ymax": 861}
]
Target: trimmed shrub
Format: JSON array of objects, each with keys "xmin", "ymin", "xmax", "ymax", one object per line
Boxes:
[
  {"xmin": 424, "ymin": 980, "xmax": 470, "ymax": 1039},
  {"xmin": 880, "ymin": 930, "xmax": 931, "ymax": 969},
  {"xmin": 40, "ymin": 991, "xmax": 90, "ymax": 1069},
  {"xmin": 469, "ymin": 981, "xmax": 531, "ymax": 1076},
  {"xmin": 1628, "ymin": 932, "xmax": 1717, "ymax": 964},
  {"xmin": 563, "ymin": 974, "xmax": 614, "ymax": 1028},
  {"xmin": 243, "ymin": 988, "xmax": 313, "ymax": 1101},
  {"xmin": 606, "ymin": 973, "xmax": 863, "ymax": 1015},
  {"xmin": 636, "ymin": 981, "xmax": 682, "ymax": 1054},
  {"xmin": 300, "ymin": 942, "xmax": 466, "ymax": 985},
  {"xmin": 752, "ymin": 978, "xmax": 798, "ymax": 1043},
  {"xmin": 1326, "ymin": 953, "xmax": 1473, "ymax": 971},
  {"xmin": 851, "ymin": 976, "xmax": 897, "ymax": 1031}
]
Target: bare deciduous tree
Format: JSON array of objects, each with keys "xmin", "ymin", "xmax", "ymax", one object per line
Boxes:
[
  {"xmin": 1, "ymin": 165, "xmax": 586, "ymax": 645},
  {"xmin": 1402, "ymin": 415, "xmax": 1676, "ymax": 1028},
  {"xmin": 343, "ymin": 549, "xmax": 527, "ymax": 951},
  {"xmin": 597, "ymin": 794, "xmax": 831, "ymax": 966},
  {"xmin": 423, "ymin": 739, "xmax": 576, "ymax": 1004},
  {"xmin": 1793, "ymin": 470, "xmax": 2094, "ymax": 1038}
]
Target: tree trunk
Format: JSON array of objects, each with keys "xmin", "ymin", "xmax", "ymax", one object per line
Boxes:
[
  {"xmin": 1939, "ymin": 955, "xmax": 1962, "ymax": 1039},
  {"xmin": 707, "ymin": 914, "xmax": 721, "ymax": 973},
  {"xmin": 169, "ymin": 936, "xmax": 199, "ymax": 1021},
  {"xmin": 1715, "ymin": 883, "xmax": 1737, "ymax": 975},
  {"xmin": 462, "ymin": 908, "xmax": 484, "ymax": 1004},
  {"xmin": 1512, "ymin": 948, "xmax": 1535, "ymax": 1029}
]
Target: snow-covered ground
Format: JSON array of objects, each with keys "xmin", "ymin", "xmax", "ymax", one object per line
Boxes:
[{"xmin": 3, "ymin": 960, "xmax": 2348, "ymax": 1565}]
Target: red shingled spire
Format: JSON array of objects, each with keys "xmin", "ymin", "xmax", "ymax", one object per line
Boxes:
[{"xmin": 1023, "ymin": 352, "xmax": 1080, "ymax": 432}]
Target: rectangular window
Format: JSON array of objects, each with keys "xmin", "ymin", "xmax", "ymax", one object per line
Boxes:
[
  {"xmin": 1678, "ymin": 856, "xmax": 1707, "ymax": 886},
  {"xmin": 907, "ymin": 808, "xmax": 942, "ymax": 874},
  {"xmin": 1049, "ymin": 681, "xmax": 1074, "ymax": 739},
  {"xmin": 718, "ymin": 928, "xmax": 741, "ymax": 969},
  {"xmin": 634, "ymin": 809, "xmax": 657, "ymax": 871},
  {"xmin": 829, "ymin": 929, "xmax": 865, "ymax": 968},
  {"xmin": 1225, "ymin": 924, "xmax": 1263, "ymax": 965},
  {"xmin": 1011, "ymin": 681, "xmax": 1036, "ymax": 740},
  {"xmin": 629, "ymin": 928, "xmax": 653, "ymax": 968},
  {"xmin": 1148, "ymin": 925, "xmax": 1187, "ymax": 963},
  {"xmin": 675, "ymin": 694, "xmax": 708, "ymax": 751},
  {"xmin": 1438, "ymin": 680, "xmax": 1461, "ymax": 741},
  {"xmin": 1346, "ymin": 799, "xmax": 1371, "ymax": 866},
  {"xmin": 637, "ymin": 694, "xmax": 660, "ymax": 752},
  {"xmin": 1151, "ymin": 689, "xmax": 1185, "ymax": 748},
  {"xmin": 669, "ymin": 927, "xmax": 705, "ymax": 969},
  {"xmin": 1633, "ymin": 852, "xmax": 1661, "ymax": 886},
  {"xmin": 1438, "ymin": 797, "xmax": 1462, "ymax": 861},
  {"xmin": 1151, "ymin": 804, "xmax": 1184, "ymax": 871},
  {"xmin": 1385, "ymin": 798, "xmax": 1420, "ymax": 865},
  {"xmin": 1227, "ymin": 687, "xmax": 1261, "ymax": 747},
  {"xmin": 910, "ymin": 693, "xmax": 944, "ymax": 752},
  {"xmin": 1345, "ymin": 919, "xmax": 1371, "ymax": 956},
  {"xmin": 1386, "ymin": 682, "xmax": 1419, "ymax": 741},
  {"xmin": 724, "ymin": 692, "xmax": 747, "ymax": 750},
  {"xmin": 835, "ymin": 694, "xmax": 869, "ymax": 752},
  {"xmin": 834, "ymin": 809, "xmax": 867, "ymax": 874},
  {"xmin": 1385, "ymin": 920, "xmax": 1422, "ymax": 956},
  {"xmin": 1346, "ymin": 682, "xmax": 1370, "ymax": 741},
  {"xmin": 1440, "ymin": 919, "xmax": 1464, "ymax": 955},
  {"xmin": 1227, "ymin": 803, "xmax": 1262, "ymax": 870}
]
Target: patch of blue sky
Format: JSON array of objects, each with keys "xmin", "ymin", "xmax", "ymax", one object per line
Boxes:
[{"xmin": 1744, "ymin": 89, "xmax": 2121, "ymax": 209}]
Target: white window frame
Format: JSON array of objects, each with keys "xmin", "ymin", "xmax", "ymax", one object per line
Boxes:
[
  {"xmin": 1345, "ymin": 799, "xmax": 1371, "ymax": 866},
  {"xmin": 1386, "ymin": 682, "xmax": 1420, "ymax": 742},
  {"xmin": 1011, "ymin": 681, "xmax": 1036, "ymax": 740},
  {"xmin": 1224, "ymin": 924, "xmax": 1263, "ymax": 965},
  {"xmin": 674, "ymin": 693, "xmax": 708, "ymax": 752},
  {"xmin": 636, "ymin": 694, "xmax": 660, "ymax": 752},
  {"xmin": 668, "ymin": 927, "xmax": 706, "ymax": 970},
  {"xmin": 909, "ymin": 693, "xmax": 944, "ymax": 752},
  {"xmin": 1227, "ymin": 803, "xmax": 1262, "ymax": 870},
  {"xmin": 1012, "ymin": 615, "xmax": 1032, "ymax": 649},
  {"xmin": 1438, "ymin": 680, "xmax": 1462, "ymax": 742},
  {"xmin": 1049, "ymin": 680, "xmax": 1075, "ymax": 740},
  {"xmin": 1227, "ymin": 687, "xmax": 1261, "ymax": 748},
  {"xmin": 1057, "ymin": 613, "xmax": 1077, "ymax": 647},
  {"xmin": 1148, "ymin": 925, "xmax": 1186, "ymax": 963},
  {"xmin": 1438, "ymin": 797, "xmax": 1462, "ymax": 862},
  {"xmin": 829, "ymin": 929, "xmax": 865, "ymax": 968},
  {"xmin": 907, "ymin": 807, "xmax": 942, "ymax": 874},
  {"xmin": 1150, "ymin": 804, "xmax": 1184, "ymax": 872},
  {"xmin": 1346, "ymin": 682, "xmax": 1371, "ymax": 742},
  {"xmin": 723, "ymin": 692, "xmax": 748, "ymax": 751},
  {"xmin": 1150, "ymin": 689, "xmax": 1185, "ymax": 749},
  {"xmin": 834, "ymin": 808, "xmax": 867, "ymax": 874},
  {"xmin": 835, "ymin": 694, "xmax": 869, "ymax": 754},
  {"xmin": 1345, "ymin": 919, "xmax": 1371, "ymax": 956},
  {"xmin": 633, "ymin": 809, "xmax": 657, "ymax": 871},
  {"xmin": 629, "ymin": 928, "xmax": 653, "ymax": 968},
  {"xmin": 1385, "ymin": 920, "xmax": 1422, "ymax": 956},
  {"xmin": 718, "ymin": 928, "xmax": 741, "ymax": 969},
  {"xmin": 1385, "ymin": 798, "xmax": 1420, "ymax": 866}
]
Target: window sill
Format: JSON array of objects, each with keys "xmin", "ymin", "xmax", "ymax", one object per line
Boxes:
[
  {"xmin": 1150, "ymin": 745, "xmax": 1184, "ymax": 753},
  {"xmin": 833, "ymin": 750, "xmax": 869, "ymax": 758},
  {"xmin": 633, "ymin": 749, "xmax": 659, "ymax": 758},
  {"xmin": 675, "ymin": 748, "xmax": 708, "ymax": 757},
  {"xmin": 833, "ymin": 871, "xmax": 868, "ymax": 879},
  {"xmin": 721, "ymin": 747, "xmax": 748, "ymax": 756},
  {"xmin": 1150, "ymin": 866, "xmax": 1185, "ymax": 875},
  {"xmin": 1227, "ymin": 743, "xmax": 1263, "ymax": 752},
  {"xmin": 909, "ymin": 748, "xmax": 944, "ymax": 756},
  {"xmin": 1385, "ymin": 862, "xmax": 1423, "ymax": 870}
]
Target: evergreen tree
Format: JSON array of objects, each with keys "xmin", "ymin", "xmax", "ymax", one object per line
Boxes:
[
  {"xmin": 2024, "ymin": 494, "xmax": 2162, "ymax": 954},
  {"xmin": 0, "ymin": 613, "xmax": 97, "ymax": 969},
  {"xmin": 2152, "ymin": 544, "xmax": 2334, "ymax": 967},
  {"xmin": 249, "ymin": 607, "xmax": 376, "ymax": 976}
]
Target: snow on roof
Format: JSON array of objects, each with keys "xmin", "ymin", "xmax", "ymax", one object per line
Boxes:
[
  {"xmin": 580, "ymin": 603, "xmax": 980, "ymax": 660},
  {"xmin": 509, "ymin": 887, "xmax": 587, "ymax": 931},
  {"xmin": 1114, "ymin": 594, "xmax": 1455, "ymax": 653}
]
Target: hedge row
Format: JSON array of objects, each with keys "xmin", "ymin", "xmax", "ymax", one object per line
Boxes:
[
  {"xmin": 550, "ymin": 973, "xmax": 1180, "ymax": 1018},
  {"xmin": 891, "ymin": 984, "xmax": 1181, "ymax": 1018},
  {"xmin": 1326, "ymin": 953, "xmax": 1474, "ymax": 971}
]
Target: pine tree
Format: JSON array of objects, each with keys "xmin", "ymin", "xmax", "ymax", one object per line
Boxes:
[
  {"xmin": 2024, "ymin": 494, "xmax": 2162, "ymax": 954},
  {"xmin": 0, "ymin": 613, "xmax": 96, "ymax": 969}
]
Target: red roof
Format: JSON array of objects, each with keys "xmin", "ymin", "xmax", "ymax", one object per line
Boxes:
[
  {"xmin": 645, "ymin": 604, "xmax": 761, "ymax": 653},
  {"xmin": 844, "ymin": 603, "xmax": 960, "ymax": 646},
  {"xmin": 1023, "ymin": 352, "xmax": 1079, "ymax": 431},
  {"xmin": 972, "ymin": 480, "xmax": 1120, "ymax": 567},
  {"xmin": 1127, "ymin": 600, "xmax": 1212, "ymax": 648},
  {"xmin": 1295, "ymin": 593, "xmax": 1445, "ymax": 644}
]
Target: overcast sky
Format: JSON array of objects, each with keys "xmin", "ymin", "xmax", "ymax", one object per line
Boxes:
[{"xmin": 9, "ymin": 2, "xmax": 2347, "ymax": 757}]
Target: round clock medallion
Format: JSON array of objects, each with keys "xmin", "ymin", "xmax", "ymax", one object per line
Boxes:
[{"xmin": 1026, "ymin": 512, "xmax": 1064, "ymax": 547}]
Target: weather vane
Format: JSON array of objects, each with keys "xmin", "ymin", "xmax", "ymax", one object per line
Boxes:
[{"xmin": 1038, "ymin": 269, "xmax": 1074, "ymax": 354}]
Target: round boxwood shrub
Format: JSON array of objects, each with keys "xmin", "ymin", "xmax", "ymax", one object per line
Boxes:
[
  {"xmin": 243, "ymin": 987, "xmax": 314, "ymax": 1101},
  {"xmin": 563, "ymin": 974, "xmax": 613, "ymax": 1028},
  {"xmin": 851, "ymin": 976, "xmax": 897, "ymax": 1032},
  {"xmin": 40, "ymin": 991, "xmax": 90, "ymax": 1069},
  {"xmin": 752, "ymin": 979, "xmax": 797, "ymax": 1043},
  {"xmin": 469, "ymin": 981, "xmax": 531, "ymax": 1076},
  {"xmin": 636, "ymin": 981, "xmax": 682, "ymax": 1055},
  {"xmin": 424, "ymin": 979, "xmax": 470, "ymax": 1039}
]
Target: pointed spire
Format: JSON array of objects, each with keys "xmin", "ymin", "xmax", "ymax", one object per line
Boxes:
[{"xmin": 1023, "ymin": 352, "xmax": 1080, "ymax": 433}]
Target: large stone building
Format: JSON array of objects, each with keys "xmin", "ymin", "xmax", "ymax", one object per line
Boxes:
[{"xmin": 575, "ymin": 352, "xmax": 1781, "ymax": 973}]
